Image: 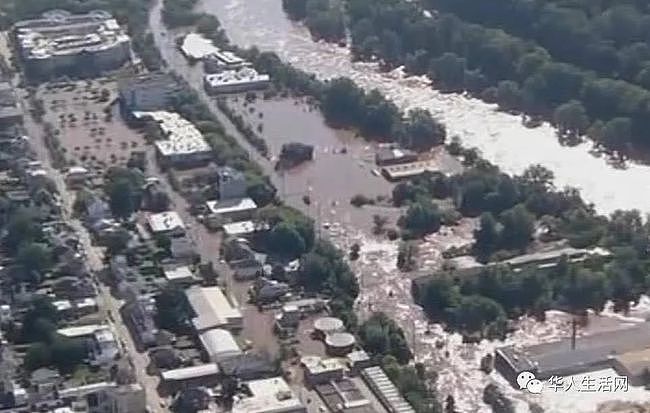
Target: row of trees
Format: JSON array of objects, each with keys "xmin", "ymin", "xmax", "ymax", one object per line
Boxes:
[
  {"xmin": 341, "ymin": 0, "xmax": 650, "ymax": 155},
  {"xmin": 282, "ymin": 0, "xmax": 346, "ymax": 42},
  {"xmin": 168, "ymin": 85, "xmax": 277, "ymax": 207},
  {"xmin": 236, "ymin": 51, "xmax": 447, "ymax": 151},
  {"xmin": 430, "ymin": 0, "xmax": 650, "ymax": 88},
  {"xmin": 194, "ymin": 14, "xmax": 447, "ymax": 152},
  {"xmin": 359, "ymin": 314, "xmax": 441, "ymax": 413},
  {"xmin": 162, "ymin": 0, "xmax": 202, "ymax": 28}
]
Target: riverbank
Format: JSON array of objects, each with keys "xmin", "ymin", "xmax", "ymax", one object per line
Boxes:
[{"xmin": 192, "ymin": 0, "xmax": 650, "ymax": 215}]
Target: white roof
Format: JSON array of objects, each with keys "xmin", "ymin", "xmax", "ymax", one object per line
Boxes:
[
  {"xmin": 233, "ymin": 377, "xmax": 303, "ymax": 413},
  {"xmin": 58, "ymin": 324, "xmax": 108, "ymax": 338},
  {"xmin": 53, "ymin": 299, "xmax": 72, "ymax": 312},
  {"xmin": 147, "ymin": 211, "xmax": 185, "ymax": 233},
  {"xmin": 163, "ymin": 265, "xmax": 194, "ymax": 281},
  {"xmin": 206, "ymin": 198, "xmax": 257, "ymax": 216},
  {"xmin": 75, "ymin": 297, "xmax": 97, "ymax": 308},
  {"xmin": 199, "ymin": 328, "xmax": 242, "ymax": 361},
  {"xmin": 223, "ymin": 220, "xmax": 268, "ymax": 236},
  {"xmin": 204, "ymin": 68, "xmax": 270, "ymax": 88},
  {"xmin": 15, "ymin": 12, "xmax": 130, "ymax": 60},
  {"xmin": 180, "ymin": 33, "xmax": 220, "ymax": 59},
  {"xmin": 161, "ymin": 363, "xmax": 220, "ymax": 381},
  {"xmin": 67, "ymin": 166, "xmax": 89, "ymax": 174},
  {"xmin": 133, "ymin": 111, "xmax": 211, "ymax": 157},
  {"xmin": 186, "ymin": 286, "xmax": 242, "ymax": 331},
  {"xmin": 301, "ymin": 356, "xmax": 344, "ymax": 375}
]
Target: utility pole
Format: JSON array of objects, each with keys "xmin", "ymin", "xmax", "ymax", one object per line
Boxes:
[{"xmin": 571, "ymin": 316, "xmax": 577, "ymax": 350}]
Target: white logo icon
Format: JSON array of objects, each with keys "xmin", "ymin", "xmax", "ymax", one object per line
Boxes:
[{"xmin": 517, "ymin": 371, "xmax": 543, "ymax": 394}]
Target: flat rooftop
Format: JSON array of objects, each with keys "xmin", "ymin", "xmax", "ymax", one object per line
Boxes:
[
  {"xmin": 187, "ymin": 286, "xmax": 242, "ymax": 331},
  {"xmin": 180, "ymin": 33, "xmax": 220, "ymax": 60},
  {"xmin": 204, "ymin": 68, "xmax": 270, "ymax": 87},
  {"xmin": 207, "ymin": 197, "xmax": 257, "ymax": 215},
  {"xmin": 14, "ymin": 10, "xmax": 130, "ymax": 60},
  {"xmin": 315, "ymin": 379, "xmax": 372, "ymax": 413},
  {"xmin": 147, "ymin": 211, "xmax": 185, "ymax": 233},
  {"xmin": 133, "ymin": 111, "xmax": 211, "ymax": 157},
  {"xmin": 233, "ymin": 377, "xmax": 304, "ymax": 413},
  {"xmin": 381, "ymin": 160, "xmax": 440, "ymax": 180},
  {"xmin": 161, "ymin": 363, "xmax": 220, "ymax": 381},
  {"xmin": 497, "ymin": 322, "xmax": 650, "ymax": 379}
]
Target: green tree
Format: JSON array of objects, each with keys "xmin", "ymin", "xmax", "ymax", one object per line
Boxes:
[
  {"xmin": 321, "ymin": 78, "xmax": 364, "ymax": 127},
  {"xmin": 402, "ymin": 200, "xmax": 442, "ymax": 238},
  {"xmin": 51, "ymin": 337, "xmax": 87, "ymax": 373},
  {"xmin": 403, "ymin": 109, "xmax": 446, "ymax": 150},
  {"xmin": 553, "ymin": 100, "xmax": 589, "ymax": 138},
  {"xmin": 267, "ymin": 222, "xmax": 307, "ymax": 258},
  {"xmin": 447, "ymin": 295, "xmax": 507, "ymax": 338},
  {"xmin": 155, "ymin": 285, "xmax": 194, "ymax": 333},
  {"xmin": 282, "ymin": 0, "xmax": 307, "ymax": 20},
  {"xmin": 24, "ymin": 342, "xmax": 52, "ymax": 371},
  {"xmin": 474, "ymin": 212, "xmax": 499, "ymax": 261},
  {"xmin": 498, "ymin": 204, "xmax": 534, "ymax": 250},
  {"xmin": 17, "ymin": 242, "xmax": 53, "ymax": 279}
]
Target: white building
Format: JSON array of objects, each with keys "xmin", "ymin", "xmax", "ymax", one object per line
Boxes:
[
  {"xmin": 206, "ymin": 197, "xmax": 257, "ymax": 222},
  {"xmin": 147, "ymin": 211, "xmax": 186, "ymax": 236},
  {"xmin": 163, "ymin": 265, "xmax": 195, "ymax": 284},
  {"xmin": 133, "ymin": 111, "xmax": 212, "ymax": 166},
  {"xmin": 232, "ymin": 377, "xmax": 306, "ymax": 413},
  {"xmin": 199, "ymin": 328, "xmax": 243, "ymax": 362},
  {"xmin": 179, "ymin": 33, "xmax": 220, "ymax": 60},
  {"xmin": 14, "ymin": 10, "xmax": 131, "ymax": 79},
  {"xmin": 205, "ymin": 50, "xmax": 249, "ymax": 72},
  {"xmin": 186, "ymin": 286, "xmax": 243, "ymax": 332},
  {"xmin": 204, "ymin": 68, "xmax": 270, "ymax": 94}
]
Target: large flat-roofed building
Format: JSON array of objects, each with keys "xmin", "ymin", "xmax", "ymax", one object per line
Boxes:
[
  {"xmin": 161, "ymin": 363, "xmax": 221, "ymax": 392},
  {"xmin": 361, "ymin": 367, "xmax": 415, "ymax": 413},
  {"xmin": 204, "ymin": 68, "xmax": 270, "ymax": 94},
  {"xmin": 186, "ymin": 286, "xmax": 243, "ymax": 332},
  {"xmin": 118, "ymin": 72, "xmax": 180, "ymax": 113},
  {"xmin": 495, "ymin": 322, "xmax": 650, "ymax": 387},
  {"xmin": 14, "ymin": 10, "xmax": 131, "ymax": 79},
  {"xmin": 133, "ymin": 111, "xmax": 212, "ymax": 167},
  {"xmin": 0, "ymin": 82, "xmax": 23, "ymax": 126},
  {"xmin": 199, "ymin": 328, "xmax": 243, "ymax": 362},
  {"xmin": 232, "ymin": 377, "xmax": 306, "ymax": 413},
  {"xmin": 207, "ymin": 197, "xmax": 257, "ymax": 222}
]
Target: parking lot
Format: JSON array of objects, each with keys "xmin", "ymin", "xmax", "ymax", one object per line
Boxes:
[{"xmin": 38, "ymin": 77, "xmax": 147, "ymax": 171}]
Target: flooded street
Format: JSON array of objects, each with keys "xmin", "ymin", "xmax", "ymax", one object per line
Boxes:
[{"xmin": 194, "ymin": 0, "xmax": 650, "ymax": 216}]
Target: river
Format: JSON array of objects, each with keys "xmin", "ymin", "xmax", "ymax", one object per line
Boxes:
[{"xmin": 187, "ymin": 0, "xmax": 650, "ymax": 216}]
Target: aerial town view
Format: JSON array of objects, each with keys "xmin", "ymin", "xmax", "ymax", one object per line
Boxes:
[{"xmin": 0, "ymin": 0, "xmax": 649, "ymax": 412}]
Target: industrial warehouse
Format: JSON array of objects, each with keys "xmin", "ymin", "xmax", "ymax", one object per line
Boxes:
[{"xmin": 495, "ymin": 322, "xmax": 650, "ymax": 387}]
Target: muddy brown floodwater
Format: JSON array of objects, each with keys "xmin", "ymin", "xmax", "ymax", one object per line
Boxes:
[{"xmin": 226, "ymin": 96, "xmax": 403, "ymax": 229}]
